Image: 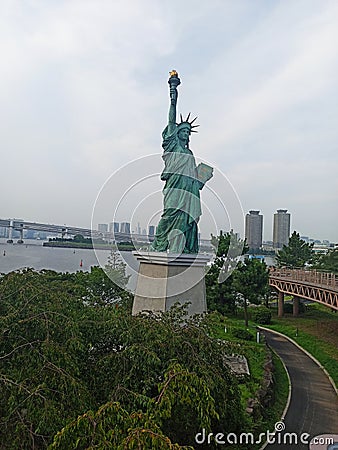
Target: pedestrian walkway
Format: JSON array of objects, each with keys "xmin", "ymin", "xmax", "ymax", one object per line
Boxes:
[{"xmin": 262, "ymin": 329, "xmax": 338, "ymax": 450}]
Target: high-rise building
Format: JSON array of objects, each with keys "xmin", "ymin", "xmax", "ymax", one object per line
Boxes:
[
  {"xmin": 109, "ymin": 222, "xmax": 119, "ymax": 233},
  {"xmin": 148, "ymin": 225, "xmax": 155, "ymax": 236},
  {"xmin": 273, "ymin": 209, "xmax": 291, "ymax": 249},
  {"xmin": 245, "ymin": 210, "xmax": 263, "ymax": 251},
  {"xmin": 120, "ymin": 222, "xmax": 131, "ymax": 234},
  {"xmin": 98, "ymin": 223, "xmax": 108, "ymax": 233}
]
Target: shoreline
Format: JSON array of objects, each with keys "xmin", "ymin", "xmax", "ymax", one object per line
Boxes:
[{"xmin": 43, "ymin": 242, "xmax": 137, "ymax": 251}]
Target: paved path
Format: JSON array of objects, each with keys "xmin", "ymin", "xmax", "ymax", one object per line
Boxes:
[{"xmin": 262, "ymin": 329, "xmax": 338, "ymax": 449}]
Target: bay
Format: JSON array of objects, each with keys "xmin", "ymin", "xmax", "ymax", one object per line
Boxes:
[
  {"xmin": 0, "ymin": 239, "xmax": 275, "ymax": 294},
  {"xmin": 0, "ymin": 238, "xmax": 123, "ymax": 273},
  {"xmin": 0, "ymin": 238, "xmax": 140, "ymax": 291}
]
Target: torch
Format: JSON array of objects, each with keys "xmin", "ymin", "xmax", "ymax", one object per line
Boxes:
[{"xmin": 168, "ymin": 69, "xmax": 181, "ymax": 102}]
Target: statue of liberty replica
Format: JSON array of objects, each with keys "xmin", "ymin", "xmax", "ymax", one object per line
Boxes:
[
  {"xmin": 151, "ymin": 70, "xmax": 213, "ymax": 254},
  {"xmin": 132, "ymin": 71, "xmax": 213, "ymax": 316}
]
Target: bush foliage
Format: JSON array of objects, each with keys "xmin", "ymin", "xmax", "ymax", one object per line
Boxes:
[
  {"xmin": 231, "ymin": 328, "xmax": 254, "ymax": 341},
  {"xmin": 0, "ymin": 267, "xmax": 245, "ymax": 449},
  {"xmin": 251, "ymin": 307, "xmax": 272, "ymax": 325}
]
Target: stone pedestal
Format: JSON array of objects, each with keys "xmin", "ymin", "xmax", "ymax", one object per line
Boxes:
[{"xmin": 132, "ymin": 251, "xmax": 210, "ymax": 317}]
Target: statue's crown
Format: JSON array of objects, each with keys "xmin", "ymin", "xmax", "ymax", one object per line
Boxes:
[{"xmin": 177, "ymin": 113, "xmax": 199, "ymax": 133}]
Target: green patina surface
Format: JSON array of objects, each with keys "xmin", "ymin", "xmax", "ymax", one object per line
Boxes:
[{"xmin": 151, "ymin": 71, "xmax": 213, "ymax": 254}]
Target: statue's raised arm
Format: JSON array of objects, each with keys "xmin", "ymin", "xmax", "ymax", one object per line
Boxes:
[{"xmin": 167, "ymin": 70, "xmax": 180, "ymax": 134}]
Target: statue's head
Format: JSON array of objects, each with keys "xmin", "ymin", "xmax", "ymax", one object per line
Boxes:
[
  {"xmin": 177, "ymin": 125, "xmax": 191, "ymax": 146},
  {"xmin": 177, "ymin": 113, "xmax": 199, "ymax": 134}
]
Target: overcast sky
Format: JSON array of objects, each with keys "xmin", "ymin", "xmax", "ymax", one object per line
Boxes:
[{"xmin": 1, "ymin": 0, "xmax": 337, "ymax": 242}]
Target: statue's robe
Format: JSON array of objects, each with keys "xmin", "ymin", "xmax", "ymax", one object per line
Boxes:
[{"xmin": 151, "ymin": 125, "xmax": 203, "ymax": 254}]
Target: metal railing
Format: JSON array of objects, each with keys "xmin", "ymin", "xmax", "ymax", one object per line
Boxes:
[{"xmin": 269, "ymin": 268, "xmax": 338, "ymax": 290}]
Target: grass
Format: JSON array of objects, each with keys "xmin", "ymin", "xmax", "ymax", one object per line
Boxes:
[
  {"xmin": 207, "ymin": 315, "xmax": 289, "ymax": 450},
  {"xmin": 206, "ymin": 303, "xmax": 337, "ymax": 448},
  {"xmin": 208, "ymin": 314, "xmax": 266, "ymax": 402},
  {"xmin": 207, "ymin": 312, "xmax": 290, "ymax": 449},
  {"xmin": 263, "ymin": 303, "xmax": 338, "ymax": 387}
]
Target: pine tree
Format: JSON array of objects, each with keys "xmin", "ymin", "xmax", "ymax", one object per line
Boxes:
[
  {"xmin": 314, "ymin": 248, "xmax": 338, "ymax": 274},
  {"xmin": 276, "ymin": 231, "xmax": 314, "ymax": 268},
  {"xmin": 205, "ymin": 230, "xmax": 248, "ymax": 314},
  {"xmin": 232, "ymin": 258, "xmax": 269, "ymax": 327}
]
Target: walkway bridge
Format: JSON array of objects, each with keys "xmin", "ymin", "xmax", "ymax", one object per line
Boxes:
[
  {"xmin": 269, "ymin": 268, "xmax": 338, "ymax": 316},
  {"xmin": 0, "ymin": 218, "xmax": 211, "ymax": 247},
  {"xmin": 0, "ymin": 218, "xmax": 132, "ymax": 243}
]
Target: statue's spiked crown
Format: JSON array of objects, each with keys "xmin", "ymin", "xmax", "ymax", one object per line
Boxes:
[{"xmin": 177, "ymin": 112, "xmax": 199, "ymax": 133}]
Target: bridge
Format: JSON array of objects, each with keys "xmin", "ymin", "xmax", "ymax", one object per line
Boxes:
[
  {"xmin": 0, "ymin": 218, "xmax": 136, "ymax": 243},
  {"xmin": 269, "ymin": 268, "xmax": 338, "ymax": 316},
  {"xmin": 0, "ymin": 217, "xmax": 212, "ymax": 248}
]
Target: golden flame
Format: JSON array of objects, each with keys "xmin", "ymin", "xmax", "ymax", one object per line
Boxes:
[{"xmin": 169, "ymin": 70, "xmax": 178, "ymax": 77}]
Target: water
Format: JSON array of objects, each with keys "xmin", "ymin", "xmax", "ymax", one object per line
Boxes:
[
  {"xmin": 0, "ymin": 239, "xmax": 276, "ymax": 274},
  {"xmin": 0, "ymin": 238, "xmax": 112, "ymax": 274},
  {"xmin": 0, "ymin": 239, "xmax": 275, "ymax": 293},
  {"xmin": 0, "ymin": 238, "xmax": 141, "ymax": 292}
]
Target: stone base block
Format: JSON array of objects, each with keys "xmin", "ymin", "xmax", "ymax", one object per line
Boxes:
[{"xmin": 132, "ymin": 252, "xmax": 210, "ymax": 317}]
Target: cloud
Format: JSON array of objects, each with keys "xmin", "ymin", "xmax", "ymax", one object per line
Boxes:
[
  {"xmin": 0, "ymin": 0, "xmax": 337, "ymax": 242},
  {"xmin": 196, "ymin": 1, "xmax": 338, "ymax": 149}
]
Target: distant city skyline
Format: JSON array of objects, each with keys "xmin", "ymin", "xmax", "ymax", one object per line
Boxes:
[
  {"xmin": 96, "ymin": 205, "xmax": 336, "ymax": 243},
  {"xmin": 0, "ymin": 213, "xmax": 336, "ymax": 245}
]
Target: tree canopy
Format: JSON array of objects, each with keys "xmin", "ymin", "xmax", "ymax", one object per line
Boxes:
[
  {"xmin": 314, "ymin": 248, "xmax": 338, "ymax": 274},
  {"xmin": 232, "ymin": 258, "xmax": 269, "ymax": 327},
  {"xmin": 0, "ymin": 264, "xmax": 245, "ymax": 449},
  {"xmin": 276, "ymin": 231, "xmax": 314, "ymax": 268},
  {"xmin": 205, "ymin": 230, "xmax": 248, "ymax": 314},
  {"xmin": 206, "ymin": 231, "xmax": 269, "ymax": 327}
]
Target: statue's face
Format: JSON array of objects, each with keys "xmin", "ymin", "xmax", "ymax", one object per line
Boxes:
[{"xmin": 178, "ymin": 127, "xmax": 190, "ymax": 144}]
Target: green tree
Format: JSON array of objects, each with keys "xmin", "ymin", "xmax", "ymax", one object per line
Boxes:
[
  {"xmin": 276, "ymin": 231, "xmax": 314, "ymax": 268},
  {"xmin": 314, "ymin": 248, "xmax": 338, "ymax": 274},
  {"xmin": 105, "ymin": 248, "xmax": 130, "ymax": 290},
  {"xmin": 0, "ymin": 270, "xmax": 92, "ymax": 450},
  {"xmin": 0, "ymin": 269, "xmax": 245, "ymax": 449},
  {"xmin": 251, "ymin": 306, "xmax": 272, "ymax": 325},
  {"xmin": 205, "ymin": 230, "xmax": 248, "ymax": 314},
  {"xmin": 73, "ymin": 234, "xmax": 87, "ymax": 243},
  {"xmin": 232, "ymin": 258, "xmax": 269, "ymax": 327},
  {"xmin": 84, "ymin": 306, "xmax": 244, "ymax": 447},
  {"xmin": 80, "ymin": 249, "xmax": 132, "ymax": 307},
  {"xmin": 49, "ymin": 361, "xmax": 217, "ymax": 450}
]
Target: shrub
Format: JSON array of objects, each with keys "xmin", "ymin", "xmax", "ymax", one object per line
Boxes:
[
  {"xmin": 251, "ymin": 306, "xmax": 272, "ymax": 325},
  {"xmin": 0, "ymin": 270, "xmax": 246, "ymax": 449},
  {"xmin": 232, "ymin": 328, "xmax": 254, "ymax": 341}
]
